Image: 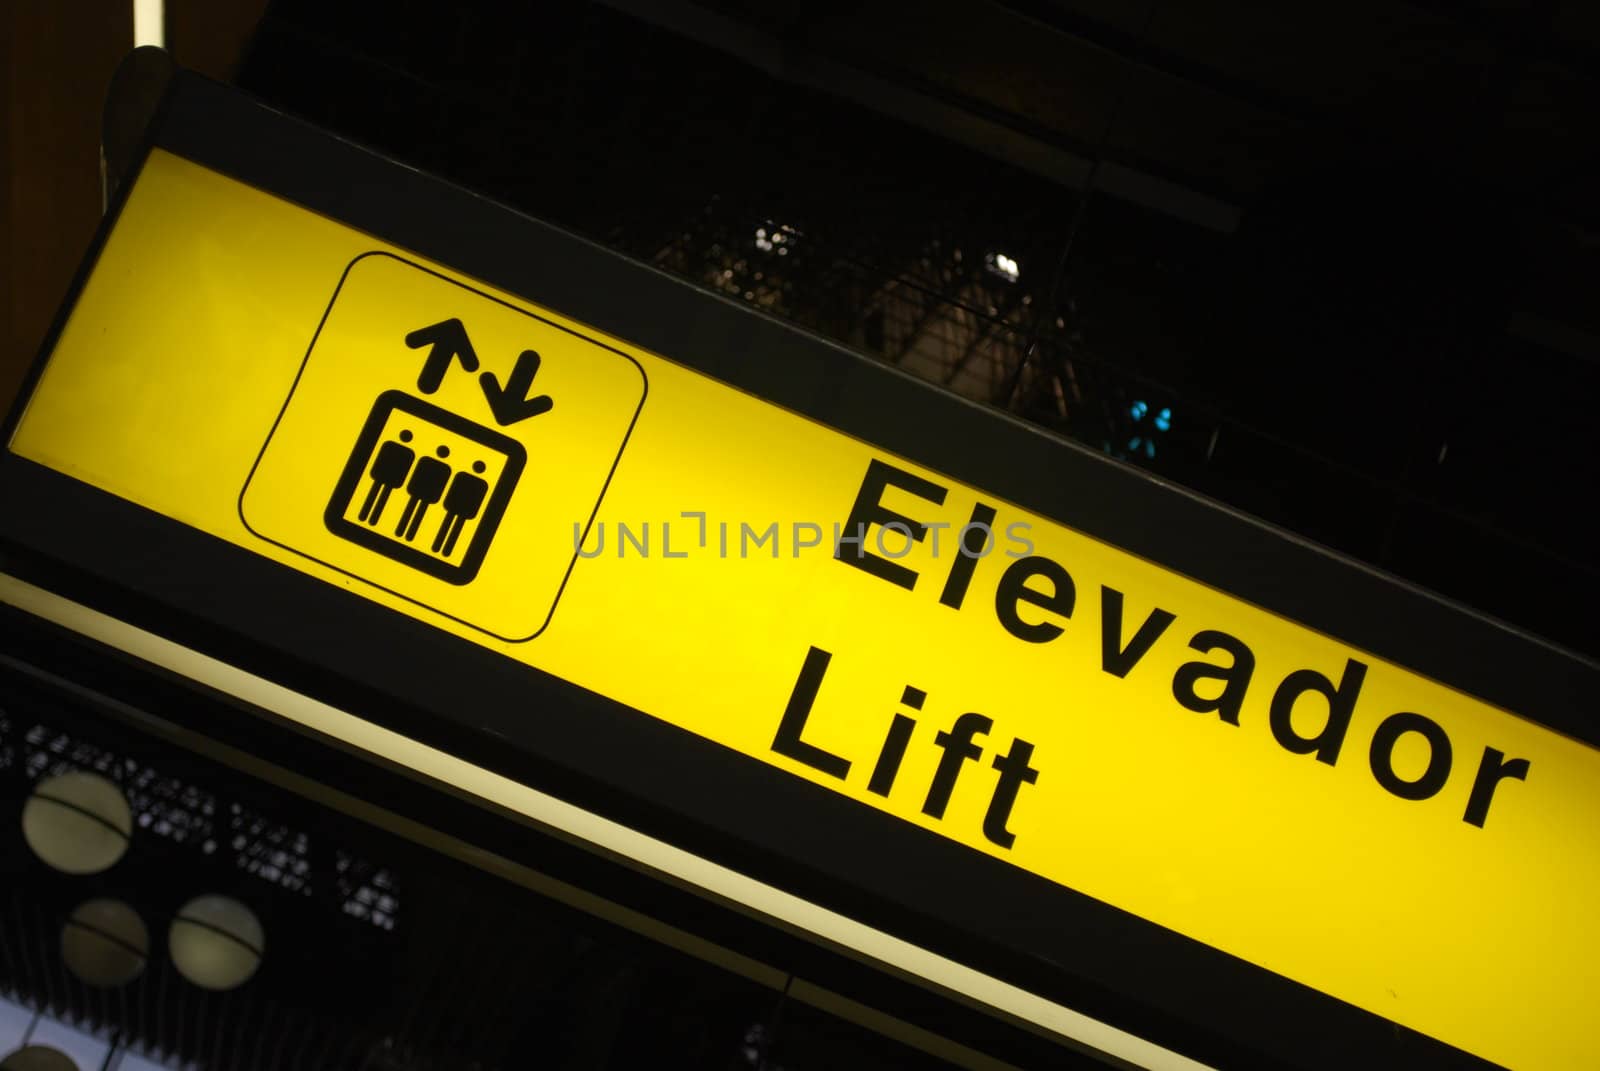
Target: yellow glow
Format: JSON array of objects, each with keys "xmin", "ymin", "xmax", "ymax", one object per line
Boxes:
[{"xmin": 9, "ymin": 150, "xmax": 1600, "ymax": 1070}]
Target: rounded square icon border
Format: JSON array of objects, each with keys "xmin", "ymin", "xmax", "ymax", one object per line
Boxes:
[{"xmin": 239, "ymin": 250, "xmax": 649, "ymax": 643}]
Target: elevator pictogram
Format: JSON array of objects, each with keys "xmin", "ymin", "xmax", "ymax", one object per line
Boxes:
[
  {"xmin": 241, "ymin": 251, "xmax": 647, "ymax": 641},
  {"xmin": 324, "ymin": 315, "xmax": 555, "ymax": 584}
]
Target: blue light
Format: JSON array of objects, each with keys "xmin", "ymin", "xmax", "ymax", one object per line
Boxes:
[
  {"xmin": 1128, "ymin": 436, "xmax": 1142, "ymax": 450},
  {"xmin": 1154, "ymin": 407, "xmax": 1172, "ymax": 432},
  {"xmin": 1130, "ymin": 400, "xmax": 1148, "ymax": 421}
]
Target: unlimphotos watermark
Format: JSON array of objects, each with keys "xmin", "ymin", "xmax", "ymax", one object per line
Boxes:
[{"xmin": 573, "ymin": 511, "xmax": 1035, "ymax": 559}]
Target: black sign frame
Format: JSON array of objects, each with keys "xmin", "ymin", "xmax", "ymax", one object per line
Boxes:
[{"xmin": 6, "ymin": 64, "xmax": 1594, "ymax": 1071}]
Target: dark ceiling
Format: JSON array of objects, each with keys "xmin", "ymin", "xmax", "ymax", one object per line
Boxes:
[
  {"xmin": 237, "ymin": 0, "xmax": 1600, "ymax": 656},
  {"xmin": 701, "ymin": 0, "xmax": 1600, "ymax": 205},
  {"xmin": 686, "ymin": 0, "xmax": 1600, "ymax": 321}
]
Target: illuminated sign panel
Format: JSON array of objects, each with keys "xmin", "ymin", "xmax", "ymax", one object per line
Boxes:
[{"xmin": 9, "ymin": 147, "xmax": 1600, "ymax": 1070}]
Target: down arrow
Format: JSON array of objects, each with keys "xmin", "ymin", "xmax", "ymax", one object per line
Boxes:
[{"xmin": 481, "ymin": 350, "xmax": 555, "ymax": 426}]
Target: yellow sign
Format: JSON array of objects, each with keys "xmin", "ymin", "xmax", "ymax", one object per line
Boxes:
[{"xmin": 11, "ymin": 149, "xmax": 1600, "ymax": 1071}]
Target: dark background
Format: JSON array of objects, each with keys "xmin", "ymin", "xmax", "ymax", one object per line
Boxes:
[
  {"xmin": 6, "ymin": 0, "xmax": 1599, "ymax": 658},
  {"xmin": 244, "ymin": 0, "xmax": 1600, "ymax": 661}
]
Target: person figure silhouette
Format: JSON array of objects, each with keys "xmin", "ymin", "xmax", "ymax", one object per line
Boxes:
[
  {"xmin": 358, "ymin": 429, "xmax": 416, "ymax": 525},
  {"xmin": 432, "ymin": 460, "xmax": 491, "ymax": 557},
  {"xmin": 395, "ymin": 444, "xmax": 452, "ymax": 543}
]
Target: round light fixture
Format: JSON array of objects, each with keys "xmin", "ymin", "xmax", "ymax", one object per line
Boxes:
[
  {"xmin": 62, "ymin": 898, "xmax": 149, "ymax": 987},
  {"xmin": 169, "ymin": 895, "xmax": 264, "ymax": 991},
  {"xmin": 21, "ymin": 771, "xmax": 133, "ymax": 875},
  {"xmin": 0, "ymin": 1046, "xmax": 80, "ymax": 1071}
]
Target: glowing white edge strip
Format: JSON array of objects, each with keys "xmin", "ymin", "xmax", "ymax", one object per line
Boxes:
[
  {"xmin": 132, "ymin": 0, "xmax": 164, "ymax": 49},
  {"xmin": 0, "ymin": 571, "xmax": 1214, "ymax": 1071}
]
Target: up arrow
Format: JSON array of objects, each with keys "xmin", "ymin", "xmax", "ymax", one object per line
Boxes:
[
  {"xmin": 407, "ymin": 318, "xmax": 481, "ymax": 393},
  {"xmin": 481, "ymin": 350, "xmax": 555, "ymax": 426}
]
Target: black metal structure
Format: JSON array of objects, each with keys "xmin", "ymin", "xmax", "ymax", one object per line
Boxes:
[{"xmin": 2, "ymin": 617, "xmax": 1031, "ymax": 1071}]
